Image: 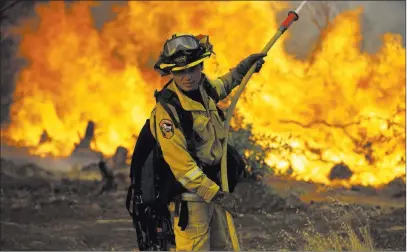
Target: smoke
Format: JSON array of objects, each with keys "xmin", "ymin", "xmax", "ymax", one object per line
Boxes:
[
  {"xmin": 350, "ymin": 1, "xmax": 406, "ymax": 51},
  {"xmin": 60, "ymin": 1, "xmax": 407, "ymax": 59},
  {"xmin": 284, "ymin": 1, "xmax": 406, "ymax": 58},
  {"xmin": 89, "ymin": 1, "xmax": 127, "ymax": 30},
  {"xmin": 0, "ymin": 1, "xmax": 37, "ymax": 125}
]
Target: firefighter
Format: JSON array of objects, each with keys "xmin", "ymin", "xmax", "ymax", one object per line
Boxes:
[{"xmin": 151, "ymin": 33, "xmax": 266, "ymax": 251}]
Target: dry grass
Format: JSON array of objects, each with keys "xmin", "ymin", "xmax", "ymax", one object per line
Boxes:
[
  {"xmin": 295, "ymin": 221, "xmax": 374, "ymax": 251},
  {"xmin": 279, "ymin": 197, "xmax": 375, "ymax": 251}
]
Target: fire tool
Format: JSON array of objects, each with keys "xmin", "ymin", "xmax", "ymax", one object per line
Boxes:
[{"xmin": 220, "ymin": 1, "xmax": 309, "ymax": 251}]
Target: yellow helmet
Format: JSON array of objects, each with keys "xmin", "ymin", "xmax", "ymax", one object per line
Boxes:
[{"xmin": 154, "ymin": 34, "xmax": 215, "ymax": 76}]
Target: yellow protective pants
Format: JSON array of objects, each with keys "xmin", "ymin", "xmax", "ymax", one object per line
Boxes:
[{"xmin": 169, "ymin": 200, "xmax": 232, "ymax": 251}]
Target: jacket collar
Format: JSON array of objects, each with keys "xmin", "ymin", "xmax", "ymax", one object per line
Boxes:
[
  {"xmin": 199, "ymin": 80, "xmax": 218, "ymax": 111},
  {"xmin": 168, "ymin": 77, "xmax": 206, "ymax": 112}
]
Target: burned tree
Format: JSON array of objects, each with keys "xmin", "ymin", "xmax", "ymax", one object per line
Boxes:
[
  {"xmin": 78, "ymin": 120, "xmax": 95, "ymax": 149},
  {"xmin": 111, "ymin": 146, "xmax": 128, "ymax": 169},
  {"xmin": 98, "ymin": 157, "xmax": 117, "ymax": 194},
  {"xmin": 71, "ymin": 121, "xmax": 96, "ymax": 156}
]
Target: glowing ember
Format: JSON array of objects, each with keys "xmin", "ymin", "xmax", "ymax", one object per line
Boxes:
[{"xmin": 1, "ymin": 1, "xmax": 405, "ymax": 187}]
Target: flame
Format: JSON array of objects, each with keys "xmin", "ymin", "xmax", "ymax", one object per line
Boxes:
[{"xmin": 1, "ymin": 1, "xmax": 405, "ymax": 187}]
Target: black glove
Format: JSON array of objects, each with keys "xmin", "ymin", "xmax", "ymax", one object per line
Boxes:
[
  {"xmin": 211, "ymin": 191, "xmax": 239, "ymax": 217},
  {"xmin": 232, "ymin": 53, "xmax": 267, "ymax": 82}
]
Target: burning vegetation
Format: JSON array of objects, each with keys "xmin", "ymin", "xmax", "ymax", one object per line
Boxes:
[{"xmin": 1, "ymin": 1, "xmax": 405, "ymax": 188}]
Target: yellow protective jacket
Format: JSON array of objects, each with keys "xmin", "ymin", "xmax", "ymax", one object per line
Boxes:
[{"xmin": 149, "ymin": 71, "xmax": 238, "ymax": 203}]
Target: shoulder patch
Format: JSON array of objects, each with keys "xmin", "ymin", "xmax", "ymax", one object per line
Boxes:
[{"xmin": 159, "ymin": 119, "xmax": 174, "ymax": 139}]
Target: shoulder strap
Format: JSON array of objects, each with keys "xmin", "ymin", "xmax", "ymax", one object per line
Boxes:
[
  {"xmin": 202, "ymin": 79, "xmax": 226, "ymax": 121},
  {"xmin": 154, "ymin": 84, "xmax": 198, "ymax": 164},
  {"xmin": 155, "ymin": 92, "xmax": 182, "ymax": 129},
  {"xmin": 154, "ymin": 79, "xmax": 181, "ymax": 129},
  {"xmin": 162, "ymin": 78, "xmax": 173, "ymax": 89}
]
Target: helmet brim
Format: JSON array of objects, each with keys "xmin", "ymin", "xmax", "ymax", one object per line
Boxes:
[
  {"xmin": 170, "ymin": 57, "xmax": 207, "ymax": 72},
  {"xmin": 156, "ymin": 52, "xmax": 211, "ymax": 75}
]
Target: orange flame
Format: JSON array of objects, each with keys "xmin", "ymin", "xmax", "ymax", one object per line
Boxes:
[{"xmin": 2, "ymin": 1, "xmax": 405, "ymax": 187}]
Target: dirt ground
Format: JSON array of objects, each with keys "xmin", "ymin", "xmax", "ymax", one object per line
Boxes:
[{"xmin": 1, "ymin": 158, "xmax": 405, "ymax": 251}]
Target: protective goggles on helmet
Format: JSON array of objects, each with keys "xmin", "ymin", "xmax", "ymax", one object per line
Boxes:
[{"xmin": 163, "ymin": 35, "xmax": 200, "ymax": 58}]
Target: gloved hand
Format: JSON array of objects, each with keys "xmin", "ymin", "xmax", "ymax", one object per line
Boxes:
[
  {"xmin": 211, "ymin": 191, "xmax": 239, "ymax": 217},
  {"xmin": 232, "ymin": 53, "xmax": 267, "ymax": 82}
]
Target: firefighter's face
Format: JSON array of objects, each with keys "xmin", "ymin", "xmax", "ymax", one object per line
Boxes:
[{"xmin": 172, "ymin": 63, "xmax": 202, "ymax": 92}]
